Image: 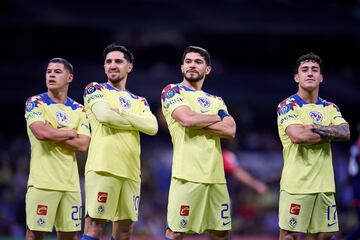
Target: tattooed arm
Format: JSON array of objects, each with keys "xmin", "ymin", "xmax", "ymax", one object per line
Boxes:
[{"xmin": 312, "ymin": 123, "xmax": 350, "ymax": 141}]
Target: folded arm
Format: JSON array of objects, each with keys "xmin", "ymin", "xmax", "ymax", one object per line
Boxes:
[
  {"xmin": 171, "ymin": 105, "xmax": 221, "ymax": 128},
  {"xmin": 202, "ymin": 115, "xmax": 236, "ymax": 139},
  {"xmin": 59, "ymin": 134, "xmax": 90, "ymax": 152},
  {"xmin": 121, "ymin": 111, "xmax": 158, "ymax": 136},
  {"xmin": 91, "ymin": 102, "xmax": 135, "ymax": 130},
  {"xmin": 312, "ymin": 123, "xmax": 350, "ymax": 141},
  {"xmin": 285, "ymin": 124, "xmax": 326, "ymax": 144},
  {"xmin": 30, "ymin": 121, "xmax": 78, "ymax": 142}
]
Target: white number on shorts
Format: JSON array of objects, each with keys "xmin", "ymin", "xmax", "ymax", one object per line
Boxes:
[{"xmin": 133, "ymin": 196, "xmax": 140, "ymax": 212}]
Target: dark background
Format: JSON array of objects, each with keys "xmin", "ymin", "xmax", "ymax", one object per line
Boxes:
[{"xmin": 1, "ymin": 0, "xmax": 360, "ymax": 238}]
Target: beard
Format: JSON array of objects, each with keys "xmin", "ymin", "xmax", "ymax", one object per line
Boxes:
[
  {"xmin": 107, "ymin": 73, "xmax": 125, "ymax": 84},
  {"xmin": 183, "ymin": 71, "xmax": 204, "ymax": 82}
]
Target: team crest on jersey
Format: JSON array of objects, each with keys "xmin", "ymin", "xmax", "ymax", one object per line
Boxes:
[
  {"xmin": 26, "ymin": 102, "xmax": 35, "ymax": 112},
  {"xmin": 288, "ymin": 217, "xmax": 297, "ymax": 228},
  {"xmin": 197, "ymin": 97, "xmax": 211, "ymax": 108},
  {"xmin": 56, "ymin": 111, "xmax": 69, "ymax": 124},
  {"xmin": 179, "ymin": 218, "xmax": 188, "ymax": 228},
  {"xmin": 98, "ymin": 205, "xmax": 105, "ymax": 214},
  {"xmin": 310, "ymin": 111, "xmax": 323, "ymax": 124},
  {"xmin": 37, "ymin": 217, "xmax": 46, "ymax": 226},
  {"xmin": 119, "ymin": 96, "xmax": 131, "ymax": 109}
]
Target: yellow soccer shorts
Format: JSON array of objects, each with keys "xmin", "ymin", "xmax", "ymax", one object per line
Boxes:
[
  {"xmin": 279, "ymin": 190, "xmax": 339, "ymax": 234},
  {"xmin": 167, "ymin": 177, "xmax": 231, "ymax": 234},
  {"xmin": 85, "ymin": 171, "xmax": 140, "ymax": 222},
  {"xmin": 26, "ymin": 186, "xmax": 82, "ymax": 232}
]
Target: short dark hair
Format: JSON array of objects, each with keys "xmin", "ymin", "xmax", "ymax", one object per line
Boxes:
[
  {"xmin": 49, "ymin": 57, "xmax": 73, "ymax": 74},
  {"xmin": 295, "ymin": 52, "xmax": 323, "ymax": 74},
  {"xmin": 103, "ymin": 44, "xmax": 134, "ymax": 63},
  {"xmin": 182, "ymin": 46, "xmax": 211, "ymax": 66}
]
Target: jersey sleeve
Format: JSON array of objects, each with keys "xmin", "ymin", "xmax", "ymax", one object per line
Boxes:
[
  {"xmin": 25, "ymin": 96, "xmax": 45, "ymax": 126},
  {"xmin": 217, "ymin": 96, "xmax": 229, "ymax": 112},
  {"xmin": 77, "ymin": 106, "xmax": 91, "ymax": 137},
  {"xmin": 329, "ymin": 103, "xmax": 348, "ymax": 126},
  {"xmin": 161, "ymin": 84, "xmax": 190, "ymax": 115},
  {"xmin": 83, "ymin": 82, "xmax": 106, "ymax": 109},
  {"xmin": 277, "ymin": 102, "xmax": 302, "ymax": 130}
]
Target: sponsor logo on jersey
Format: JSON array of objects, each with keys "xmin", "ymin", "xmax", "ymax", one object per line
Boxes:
[
  {"xmin": 289, "ymin": 203, "xmax": 301, "ymax": 215},
  {"xmin": 119, "ymin": 96, "xmax": 131, "ymax": 109},
  {"xmin": 56, "ymin": 111, "xmax": 69, "ymax": 124},
  {"xmin": 288, "ymin": 217, "xmax": 297, "ymax": 228},
  {"xmin": 197, "ymin": 97, "xmax": 211, "ymax": 108},
  {"xmin": 37, "ymin": 205, "xmax": 48, "ymax": 216},
  {"xmin": 180, "ymin": 205, "xmax": 190, "ymax": 216},
  {"xmin": 87, "ymin": 94, "xmax": 103, "ymax": 104},
  {"xmin": 310, "ymin": 111, "xmax": 323, "ymax": 124},
  {"xmin": 97, "ymin": 192, "xmax": 108, "ymax": 203},
  {"xmin": 165, "ymin": 98, "xmax": 183, "ymax": 109},
  {"xmin": 279, "ymin": 114, "xmax": 298, "ymax": 125}
]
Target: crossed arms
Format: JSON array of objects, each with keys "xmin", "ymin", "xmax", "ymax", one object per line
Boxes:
[
  {"xmin": 171, "ymin": 105, "xmax": 236, "ymax": 139},
  {"xmin": 29, "ymin": 121, "xmax": 90, "ymax": 152},
  {"xmin": 92, "ymin": 101, "xmax": 158, "ymax": 136},
  {"xmin": 285, "ymin": 123, "xmax": 350, "ymax": 144}
]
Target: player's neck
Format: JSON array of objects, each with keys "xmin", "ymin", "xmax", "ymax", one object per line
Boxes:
[
  {"xmin": 181, "ymin": 79, "xmax": 204, "ymax": 91},
  {"xmin": 108, "ymin": 79, "xmax": 126, "ymax": 91},
  {"xmin": 47, "ymin": 89, "xmax": 68, "ymax": 104},
  {"xmin": 297, "ymin": 88, "xmax": 319, "ymax": 104}
]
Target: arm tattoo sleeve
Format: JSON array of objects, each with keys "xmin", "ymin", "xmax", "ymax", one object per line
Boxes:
[{"xmin": 312, "ymin": 123, "xmax": 350, "ymax": 141}]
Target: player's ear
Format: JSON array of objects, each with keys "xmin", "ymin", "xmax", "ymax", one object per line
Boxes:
[
  {"xmin": 127, "ymin": 63, "xmax": 133, "ymax": 73},
  {"xmin": 294, "ymin": 74, "xmax": 299, "ymax": 83},
  {"xmin": 319, "ymin": 73, "xmax": 323, "ymax": 83},
  {"xmin": 180, "ymin": 64, "xmax": 184, "ymax": 73},
  {"xmin": 205, "ymin": 65, "xmax": 211, "ymax": 75},
  {"xmin": 67, "ymin": 74, "xmax": 73, "ymax": 84}
]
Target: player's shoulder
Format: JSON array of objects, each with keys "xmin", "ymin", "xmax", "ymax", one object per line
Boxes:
[
  {"xmin": 126, "ymin": 90, "xmax": 149, "ymax": 106},
  {"xmin": 318, "ymin": 97, "xmax": 340, "ymax": 111},
  {"xmin": 277, "ymin": 94, "xmax": 299, "ymax": 116},
  {"xmin": 161, "ymin": 83, "xmax": 183, "ymax": 100},
  {"xmin": 25, "ymin": 93, "xmax": 45, "ymax": 112},
  {"xmin": 84, "ymin": 82, "xmax": 106, "ymax": 96},
  {"xmin": 66, "ymin": 97, "xmax": 86, "ymax": 112}
]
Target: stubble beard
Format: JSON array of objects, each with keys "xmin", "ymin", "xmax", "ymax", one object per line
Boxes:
[{"xmin": 183, "ymin": 72, "xmax": 204, "ymax": 82}]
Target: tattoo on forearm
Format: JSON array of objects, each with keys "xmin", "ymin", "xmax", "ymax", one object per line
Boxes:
[{"xmin": 312, "ymin": 124, "xmax": 350, "ymax": 141}]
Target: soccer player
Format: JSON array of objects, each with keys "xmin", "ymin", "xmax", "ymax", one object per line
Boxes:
[
  {"xmin": 24, "ymin": 58, "xmax": 91, "ymax": 239},
  {"xmin": 161, "ymin": 46, "xmax": 236, "ymax": 240},
  {"xmin": 277, "ymin": 52, "xmax": 350, "ymax": 240},
  {"xmin": 82, "ymin": 44, "xmax": 158, "ymax": 240}
]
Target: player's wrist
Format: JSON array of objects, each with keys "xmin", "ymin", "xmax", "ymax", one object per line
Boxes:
[{"xmin": 218, "ymin": 109, "xmax": 229, "ymax": 120}]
